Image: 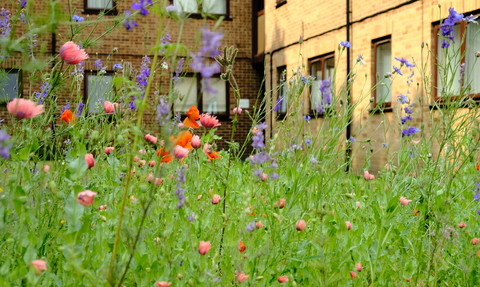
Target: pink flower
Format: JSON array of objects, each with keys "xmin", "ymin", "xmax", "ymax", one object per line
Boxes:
[
  {"xmin": 458, "ymin": 222, "xmax": 467, "ymax": 228},
  {"xmin": 356, "ymin": 263, "xmax": 363, "ymax": 272},
  {"xmin": 138, "ymin": 149, "xmax": 146, "ymax": 155},
  {"xmin": 30, "ymin": 259, "xmax": 47, "ymax": 274},
  {"xmin": 43, "ymin": 165, "xmax": 50, "ymax": 172},
  {"xmin": 363, "ymin": 171, "xmax": 374, "ymax": 180},
  {"xmin": 191, "ymin": 135, "xmax": 201, "ymax": 149},
  {"xmin": 350, "ymin": 271, "xmax": 357, "ymax": 279},
  {"xmin": 147, "ymin": 173, "xmax": 154, "ymax": 182},
  {"xmin": 345, "ymin": 221, "xmax": 352, "ymax": 230},
  {"xmin": 212, "ymin": 194, "xmax": 221, "ymax": 204},
  {"xmin": 133, "ymin": 156, "xmax": 140, "ymax": 163},
  {"xmin": 85, "ymin": 154, "xmax": 95, "ymax": 169},
  {"xmin": 59, "ymin": 41, "xmax": 89, "ymax": 65},
  {"xmin": 77, "ymin": 190, "xmax": 97, "ymax": 206},
  {"xmin": 471, "ymin": 238, "xmax": 479, "ymax": 245},
  {"xmin": 296, "ymin": 220, "xmax": 306, "ymax": 231},
  {"xmin": 237, "ymin": 272, "xmax": 249, "ymax": 283},
  {"xmin": 260, "ymin": 173, "xmax": 267, "ymax": 181},
  {"xmin": 203, "ymin": 143, "xmax": 213, "ymax": 154},
  {"xmin": 399, "ymin": 196, "xmax": 412, "ymax": 206},
  {"xmin": 256, "ymin": 221, "xmax": 264, "ymax": 229},
  {"xmin": 276, "ymin": 198, "xmax": 286, "ymax": 209},
  {"xmin": 155, "ymin": 178, "xmax": 163, "ymax": 186},
  {"xmin": 103, "ymin": 101, "xmax": 118, "ymax": 114},
  {"xmin": 174, "ymin": 145, "xmax": 189, "ymax": 159},
  {"xmin": 199, "ymin": 113, "xmax": 221, "ymax": 128},
  {"xmin": 145, "ymin": 134, "xmax": 158, "ymax": 144},
  {"xmin": 138, "ymin": 160, "xmax": 146, "ymax": 167},
  {"xmin": 198, "ymin": 241, "xmax": 211, "ymax": 255},
  {"xmin": 148, "ymin": 160, "xmax": 156, "ymax": 167},
  {"xmin": 233, "ymin": 107, "xmax": 243, "ymax": 114},
  {"xmin": 278, "ymin": 276, "xmax": 288, "ymax": 283},
  {"xmin": 355, "ymin": 201, "xmax": 361, "ymax": 208},
  {"xmin": 7, "ymin": 98, "xmax": 44, "ymax": 119},
  {"xmin": 412, "ymin": 140, "xmax": 420, "ymax": 145},
  {"xmin": 98, "ymin": 205, "xmax": 107, "ymax": 210},
  {"xmin": 155, "ymin": 282, "xmax": 172, "ymax": 287},
  {"xmin": 104, "ymin": 147, "xmax": 115, "ymax": 154}
]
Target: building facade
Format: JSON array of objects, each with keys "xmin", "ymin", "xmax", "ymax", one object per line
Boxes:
[{"xmin": 264, "ymin": 0, "xmax": 480, "ymax": 172}]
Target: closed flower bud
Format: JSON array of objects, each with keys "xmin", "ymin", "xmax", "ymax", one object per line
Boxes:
[
  {"xmin": 458, "ymin": 222, "xmax": 467, "ymax": 228},
  {"xmin": 356, "ymin": 263, "xmax": 362, "ymax": 272},
  {"xmin": 84, "ymin": 153, "xmax": 95, "ymax": 169},
  {"xmin": 212, "ymin": 194, "xmax": 221, "ymax": 204},
  {"xmin": 472, "ymin": 238, "xmax": 479, "ymax": 245},
  {"xmin": 278, "ymin": 276, "xmax": 288, "ymax": 283},
  {"xmin": 345, "ymin": 221, "xmax": 352, "ymax": 230},
  {"xmin": 237, "ymin": 272, "xmax": 249, "ymax": 283},
  {"xmin": 350, "ymin": 271, "xmax": 357, "ymax": 279},
  {"xmin": 296, "ymin": 220, "xmax": 306, "ymax": 231},
  {"xmin": 198, "ymin": 241, "xmax": 211, "ymax": 255}
]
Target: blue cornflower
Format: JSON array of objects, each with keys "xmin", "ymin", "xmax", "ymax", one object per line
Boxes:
[
  {"xmin": 382, "ymin": 142, "xmax": 388, "ymax": 148},
  {"xmin": 401, "ymin": 115, "xmax": 412, "ymax": 125},
  {"xmin": 305, "ymin": 139, "xmax": 312, "ymax": 146},
  {"xmin": 301, "ymin": 75, "xmax": 310, "ymax": 84},
  {"xmin": 303, "ymin": 115, "xmax": 311, "ymax": 121},
  {"xmin": 156, "ymin": 97, "xmax": 170, "ymax": 125},
  {"xmin": 397, "ymin": 94, "xmax": 409, "ymax": 104},
  {"xmin": 273, "ymin": 96, "xmax": 283, "ymax": 112},
  {"xmin": 394, "ymin": 57, "xmax": 415, "ymax": 68},
  {"xmin": 0, "ymin": 8, "xmax": 11, "ymax": 38},
  {"xmin": 440, "ymin": 8, "xmax": 464, "ymax": 48},
  {"xmin": 320, "ymin": 78, "xmax": 332, "ymax": 106},
  {"xmin": 0, "ymin": 130, "xmax": 11, "ymax": 159},
  {"xmin": 474, "ymin": 193, "xmax": 480, "ymax": 201},
  {"xmin": 20, "ymin": 0, "xmax": 27, "ymax": 9},
  {"xmin": 112, "ymin": 63, "xmax": 122, "ymax": 69},
  {"xmin": 252, "ymin": 131, "xmax": 265, "ymax": 150},
  {"xmin": 401, "ymin": 126, "xmax": 421, "ymax": 137},
  {"xmin": 187, "ymin": 212, "xmax": 196, "ymax": 221},
  {"xmin": 72, "ymin": 15, "xmax": 84, "ymax": 22},
  {"xmin": 94, "ymin": 59, "xmax": 103, "ymax": 70},
  {"xmin": 132, "ymin": 0, "xmax": 153, "ymax": 16},
  {"xmin": 404, "ymin": 106, "xmax": 414, "ymax": 114},
  {"xmin": 349, "ymin": 136, "xmax": 356, "ymax": 143},
  {"xmin": 76, "ymin": 102, "xmax": 84, "ymax": 117},
  {"xmin": 123, "ymin": 10, "xmax": 138, "ymax": 31},
  {"xmin": 270, "ymin": 173, "xmax": 279, "ymax": 179},
  {"xmin": 393, "ymin": 66, "xmax": 403, "ymax": 76},
  {"xmin": 465, "ymin": 15, "xmax": 478, "ymax": 24},
  {"xmin": 245, "ymin": 220, "xmax": 256, "ymax": 232},
  {"xmin": 340, "ymin": 41, "xmax": 352, "ymax": 48},
  {"xmin": 316, "ymin": 103, "xmax": 325, "ymax": 115}
]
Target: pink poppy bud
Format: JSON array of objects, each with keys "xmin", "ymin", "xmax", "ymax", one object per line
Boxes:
[
  {"xmin": 138, "ymin": 160, "xmax": 146, "ymax": 167},
  {"xmin": 260, "ymin": 173, "xmax": 267, "ymax": 181},
  {"xmin": 356, "ymin": 263, "xmax": 363, "ymax": 272},
  {"xmin": 98, "ymin": 205, "xmax": 107, "ymax": 210},
  {"xmin": 155, "ymin": 178, "xmax": 163, "ymax": 186},
  {"xmin": 104, "ymin": 147, "xmax": 115, "ymax": 154},
  {"xmin": 191, "ymin": 135, "xmax": 201, "ymax": 149},
  {"xmin": 277, "ymin": 198, "xmax": 286, "ymax": 209},
  {"xmin": 345, "ymin": 221, "xmax": 352, "ymax": 230},
  {"xmin": 399, "ymin": 196, "xmax": 412, "ymax": 206},
  {"xmin": 197, "ymin": 195, "xmax": 203, "ymax": 200},
  {"xmin": 148, "ymin": 173, "xmax": 154, "ymax": 183},
  {"xmin": 406, "ymin": 277, "xmax": 412, "ymax": 282},
  {"xmin": 84, "ymin": 154, "xmax": 95, "ymax": 169},
  {"xmin": 350, "ymin": 271, "xmax": 357, "ymax": 279},
  {"xmin": 277, "ymin": 276, "xmax": 288, "ymax": 283},
  {"xmin": 43, "ymin": 165, "xmax": 50, "ymax": 172},
  {"xmin": 296, "ymin": 220, "xmax": 306, "ymax": 231},
  {"xmin": 148, "ymin": 160, "xmax": 156, "ymax": 167},
  {"xmin": 103, "ymin": 101, "xmax": 117, "ymax": 114},
  {"xmin": 138, "ymin": 149, "xmax": 146, "ymax": 155},
  {"xmin": 203, "ymin": 143, "xmax": 213, "ymax": 155},
  {"xmin": 174, "ymin": 145, "xmax": 189, "ymax": 159},
  {"xmin": 472, "ymin": 238, "xmax": 479, "ymax": 245},
  {"xmin": 144, "ymin": 134, "xmax": 157, "ymax": 144},
  {"xmin": 198, "ymin": 241, "xmax": 211, "ymax": 255},
  {"xmin": 458, "ymin": 222, "xmax": 467, "ymax": 228},
  {"xmin": 233, "ymin": 107, "xmax": 243, "ymax": 114},
  {"xmin": 237, "ymin": 272, "xmax": 249, "ymax": 283},
  {"xmin": 155, "ymin": 282, "xmax": 172, "ymax": 287},
  {"xmin": 59, "ymin": 41, "xmax": 89, "ymax": 65},
  {"xmin": 412, "ymin": 140, "xmax": 420, "ymax": 145},
  {"xmin": 30, "ymin": 259, "xmax": 47, "ymax": 274},
  {"xmin": 355, "ymin": 201, "xmax": 361, "ymax": 208},
  {"xmin": 256, "ymin": 221, "xmax": 264, "ymax": 229},
  {"xmin": 212, "ymin": 194, "xmax": 221, "ymax": 204},
  {"xmin": 133, "ymin": 156, "xmax": 140, "ymax": 163},
  {"xmin": 363, "ymin": 171, "xmax": 374, "ymax": 180},
  {"xmin": 77, "ymin": 190, "xmax": 97, "ymax": 206}
]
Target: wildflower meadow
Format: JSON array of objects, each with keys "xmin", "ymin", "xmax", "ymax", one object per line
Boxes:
[{"xmin": 1, "ymin": 1, "xmax": 480, "ymax": 286}]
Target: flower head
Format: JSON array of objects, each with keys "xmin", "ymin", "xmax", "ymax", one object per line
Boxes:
[
  {"xmin": 155, "ymin": 282, "xmax": 172, "ymax": 287},
  {"xmin": 104, "ymin": 147, "xmax": 115, "ymax": 154},
  {"xmin": 84, "ymin": 154, "xmax": 95, "ymax": 169},
  {"xmin": 191, "ymin": 135, "xmax": 201, "ymax": 149},
  {"xmin": 174, "ymin": 145, "xmax": 189, "ymax": 159},
  {"xmin": 233, "ymin": 107, "xmax": 243, "ymax": 114},
  {"xmin": 183, "ymin": 105, "xmax": 200, "ymax": 128},
  {"xmin": 77, "ymin": 190, "xmax": 97, "ymax": 206},
  {"xmin": 131, "ymin": 0, "xmax": 153, "ymax": 16},
  {"xmin": 145, "ymin": 134, "xmax": 158, "ymax": 144},
  {"xmin": 340, "ymin": 41, "xmax": 352, "ymax": 48},
  {"xmin": 103, "ymin": 101, "xmax": 118, "ymax": 114},
  {"xmin": 278, "ymin": 276, "xmax": 288, "ymax": 283},
  {"xmin": 72, "ymin": 15, "xmax": 84, "ymax": 22},
  {"xmin": 237, "ymin": 273, "xmax": 249, "ymax": 283},
  {"xmin": 199, "ymin": 113, "xmax": 221, "ymax": 128},
  {"xmin": 7, "ymin": 98, "xmax": 44, "ymax": 119},
  {"xmin": 212, "ymin": 194, "xmax": 221, "ymax": 204},
  {"xmin": 399, "ymin": 196, "xmax": 412, "ymax": 206},
  {"xmin": 394, "ymin": 57, "xmax": 415, "ymax": 68},
  {"xmin": 30, "ymin": 260, "xmax": 47, "ymax": 274},
  {"xmin": 59, "ymin": 41, "xmax": 88, "ymax": 65},
  {"xmin": 123, "ymin": 10, "xmax": 138, "ymax": 31},
  {"xmin": 198, "ymin": 241, "xmax": 211, "ymax": 255},
  {"xmin": 296, "ymin": 220, "xmax": 306, "ymax": 231},
  {"xmin": 345, "ymin": 221, "xmax": 352, "ymax": 230}
]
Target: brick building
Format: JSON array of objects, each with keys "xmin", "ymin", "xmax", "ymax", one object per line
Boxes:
[
  {"xmin": 264, "ymin": 0, "xmax": 480, "ymax": 172},
  {"xmin": 0, "ymin": 0, "xmax": 264, "ymax": 154}
]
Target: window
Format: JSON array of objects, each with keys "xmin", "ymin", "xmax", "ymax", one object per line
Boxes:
[
  {"xmin": 174, "ymin": 75, "xmax": 228, "ymax": 116},
  {"xmin": 373, "ymin": 38, "xmax": 392, "ymax": 106},
  {"xmin": 309, "ymin": 54, "xmax": 334, "ymax": 111},
  {"xmin": 0, "ymin": 70, "xmax": 21, "ymax": 103},
  {"xmin": 174, "ymin": 0, "xmax": 227, "ymax": 15},
  {"xmin": 435, "ymin": 15, "xmax": 480, "ymax": 99},
  {"xmin": 276, "ymin": 66, "xmax": 287, "ymax": 115},
  {"xmin": 276, "ymin": 0, "xmax": 287, "ymax": 8},
  {"xmin": 85, "ymin": 72, "xmax": 114, "ymax": 114},
  {"xmin": 84, "ymin": 0, "xmax": 116, "ymax": 14}
]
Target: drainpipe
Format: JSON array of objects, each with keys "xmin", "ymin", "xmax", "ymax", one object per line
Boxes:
[{"xmin": 345, "ymin": 0, "xmax": 352, "ymax": 171}]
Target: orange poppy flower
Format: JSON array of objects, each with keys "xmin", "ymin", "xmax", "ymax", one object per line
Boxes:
[
  {"xmin": 60, "ymin": 109, "xmax": 76, "ymax": 123},
  {"xmin": 476, "ymin": 163, "xmax": 480, "ymax": 170},
  {"xmin": 171, "ymin": 131, "xmax": 193, "ymax": 149},
  {"xmin": 206, "ymin": 151, "xmax": 221, "ymax": 160},
  {"xmin": 238, "ymin": 241, "xmax": 246, "ymax": 253},
  {"xmin": 157, "ymin": 148, "xmax": 173, "ymax": 163},
  {"xmin": 413, "ymin": 209, "xmax": 419, "ymax": 216},
  {"xmin": 183, "ymin": 105, "xmax": 200, "ymax": 129}
]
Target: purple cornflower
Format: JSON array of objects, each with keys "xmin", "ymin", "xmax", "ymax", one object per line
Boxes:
[
  {"xmin": 0, "ymin": 130, "xmax": 11, "ymax": 159},
  {"xmin": 273, "ymin": 96, "xmax": 283, "ymax": 112},
  {"xmin": 252, "ymin": 130, "xmax": 265, "ymax": 150},
  {"xmin": 393, "ymin": 66, "xmax": 403, "ymax": 76},
  {"xmin": 320, "ymin": 78, "xmax": 332, "ymax": 106},
  {"xmin": 349, "ymin": 136, "xmax": 356, "ymax": 143},
  {"xmin": 440, "ymin": 8, "xmax": 464, "ymax": 49},
  {"xmin": 112, "ymin": 63, "xmax": 122, "ymax": 69},
  {"xmin": 250, "ymin": 151, "xmax": 270, "ymax": 165},
  {"xmin": 173, "ymin": 165, "xmax": 187, "ymax": 208},
  {"xmin": 401, "ymin": 115, "xmax": 412, "ymax": 125},
  {"xmin": 190, "ymin": 26, "xmax": 223, "ymax": 80},
  {"xmin": 465, "ymin": 15, "xmax": 478, "ymax": 24},
  {"xmin": 397, "ymin": 94, "xmax": 409, "ymax": 104},
  {"xmin": 187, "ymin": 212, "xmax": 196, "ymax": 221},
  {"xmin": 404, "ymin": 105, "xmax": 414, "ymax": 114},
  {"xmin": 316, "ymin": 103, "xmax": 325, "ymax": 114},
  {"xmin": 173, "ymin": 58, "xmax": 184, "ymax": 85},
  {"xmin": 76, "ymin": 102, "xmax": 84, "ymax": 117},
  {"xmin": 132, "ymin": 0, "xmax": 153, "ymax": 16},
  {"xmin": 310, "ymin": 156, "xmax": 319, "ymax": 165},
  {"xmin": 401, "ymin": 126, "xmax": 421, "ymax": 137},
  {"xmin": 305, "ymin": 139, "xmax": 312, "ymax": 146},
  {"xmin": 156, "ymin": 97, "xmax": 170, "ymax": 125},
  {"xmin": 61, "ymin": 102, "xmax": 71, "ymax": 113},
  {"xmin": 132, "ymin": 55, "xmax": 151, "ymax": 106},
  {"xmin": 382, "ymin": 142, "xmax": 388, "ymax": 148},
  {"xmin": 20, "ymin": 0, "xmax": 27, "ymax": 9},
  {"xmin": 34, "ymin": 82, "xmax": 51, "ymax": 104},
  {"xmin": 72, "ymin": 15, "xmax": 84, "ymax": 22},
  {"xmin": 245, "ymin": 220, "xmax": 256, "ymax": 232},
  {"xmin": 340, "ymin": 41, "xmax": 352, "ymax": 48},
  {"xmin": 394, "ymin": 57, "xmax": 415, "ymax": 68},
  {"xmin": 0, "ymin": 8, "xmax": 11, "ymax": 38},
  {"xmin": 123, "ymin": 9, "xmax": 138, "ymax": 31},
  {"xmin": 94, "ymin": 59, "xmax": 103, "ymax": 70},
  {"xmin": 474, "ymin": 193, "xmax": 480, "ymax": 201},
  {"xmin": 477, "ymin": 210, "xmax": 480, "ymax": 216}
]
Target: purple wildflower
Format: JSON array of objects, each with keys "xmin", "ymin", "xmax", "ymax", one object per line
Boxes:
[
  {"xmin": 382, "ymin": 143, "xmax": 388, "ymax": 148},
  {"xmin": 156, "ymin": 97, "xmax": 170, "ymax": 125},
  {"xmin": 440, "ymin": 8, "xmax": 464, "ymax": 49},
  {"xmin": 349, "ymin": 136, "xmax": 356, "ymax": 143},
  {"xmin": 273, "ymin": 96, "xmax": 283, "ymax": 112},
  {"xmin": 76, "ymin": 102, "xmax": 84, "ymax": 117},
  {"xmin": 123, "ymin": 10, "xmax": 138, "ymax": 31},
  {"xmin": 393, "ymin": 66, "xmax": 403, "ymax": 76},
  {"xmin": 187, "ymin": 212, "xmax": 196, "ymax": 221},
  {"xmin": 320, "ymin": 78, "xmax": 332, "ymax": 106},
  {"xmin": 190, "ymin": 26, "xmax": 223, "ymax": 80},
  {"xmin": 397, "ymin": 94, "xmax": 409, "ymax": 104},
  {"xmin": 401, "ymin": 126, "xmax": 421, "ymax": 137},
  {"xmin": 166, "ymin": 5, "xmax": 178, "ymax": 13},
  {"xmin": 316, "ymin": 103, "xmax": 325, "ymax": 114},
  {"xmin": 303, "ymin": 115, "xmax": 311, "ymax": 121},
  {"xmin": 174, "ymin": 165, "xmax": 187, "ymax": 208},
  {"xmin": 245, "ymin": 220, "xmax": 256, "ymax": 232},
  {"xmin": 0, "ymin": 8, "xmax": 11, "ymax": 38},
  {"xmin": 132, "ymin": 0, "xmax": 153, "ymax": 16},
  {"xmin": 0, "ymin": 130, "xmax": 11, "ymax": 159},
  {"xmin": 394, "ymin": 57, "xmax": 415, "ymax": 68},
  {"xmin": 270, "ymin": 173, "xmax": 279, "ymax": 179},
  {"xmin": 250, "ymin": 151, "xmax": 270, "ymax": 165},
  {"xmin": 252, "ymin": 131, "xmax": 265, "ymax": 150},
  {"xmin": 34, "ymin": 82, "xmax": 51, "ymax": 104},
  {"xmin": 112, "ymin": 63, "xmax": 122, "ymax": 69},
  {"xmin": 94, "ymin": 59, "xmax": 103, "ymax": 70},
  {"xmin": 61, "ymin": 102, "xmax": 71, "ymax": 113},
  {"xmin": 474, "ymin": 193, "xmax": 480, "ymax": 201},
  {"xmin": 72, "ymin": 15, "xmax": 84, "ymax": 22},
  {"xmin": 465, "ymin": 15, "xmax": 478, "ymax": 24},
  {"xmin": 20, "ymin": 0, "xmax": 27, "ymax": 9},
  {"xmin": 340, "ymin": 41, "xmax": 352, "ymax": 48},
  {"xmin": 401, "ymin": 115, "xmax": 412, "ymax": 125},
  {"xmin": 173, "ymin": 58, "xmax": 184, "ymax": 85}
]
